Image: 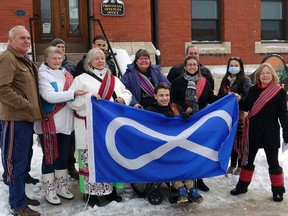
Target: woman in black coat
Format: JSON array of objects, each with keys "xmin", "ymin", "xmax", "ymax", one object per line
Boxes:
[
  {"xmin": 218, "ymin": 57, "xmax": 252, "ymax": 176},
  {"xmin": 171, "ymin": 55, "xmax": 228, "ymax": 192},
  {"xmin": 230, "ymin": 63, "xmax": 288, "ymax": 202}
]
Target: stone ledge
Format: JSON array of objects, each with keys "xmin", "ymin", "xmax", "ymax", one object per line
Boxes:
[
  {"xmin": 185, "ymin": 42, "xmax": 231, "ymax": 55},
  {"xmin": 255, "ymin": 41, "xmax": 288, "ymax": 54}
]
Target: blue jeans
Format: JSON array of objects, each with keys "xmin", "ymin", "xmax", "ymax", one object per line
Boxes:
[
  {"xmin": 39, "ymin": 133, "xmax": 70, "ymax": 174},
  {"xmin": 0, "ymin": 121, "xmax": 34, "ymax": 210}
]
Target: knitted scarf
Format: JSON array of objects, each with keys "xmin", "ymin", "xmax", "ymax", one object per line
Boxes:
[
  {"xmin": 137, "ymin": 71, "xmax": 154, "ymax": 97},
  {"xmin": 183, "ymin": 72, "xmax": 199, "ymax": 114},
  {"xmin": 241, "ymin": 83, "xmax": 282, "ymax": 165},
  {"xmin": 41, "ymin": 71, "xmax": 74, "ymax": 165}
]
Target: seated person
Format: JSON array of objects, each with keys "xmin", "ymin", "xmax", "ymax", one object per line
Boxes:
[{"xmin": 146, "ymin": 82, "xmax": 203, "ymax": 204}]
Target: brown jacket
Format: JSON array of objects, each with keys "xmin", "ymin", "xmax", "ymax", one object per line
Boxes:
[{"xmin": 0, "ymin": 46, "xmax": 42, "ymax": 122}]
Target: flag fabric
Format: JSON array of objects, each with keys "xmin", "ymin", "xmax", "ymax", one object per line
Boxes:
[{"xmin": 86, "ymin": 93, "xmax": 239, "ymax": 183}]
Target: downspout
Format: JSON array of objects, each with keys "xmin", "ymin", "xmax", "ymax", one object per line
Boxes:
[
  {"xmin": 153, "ymin": 0, "xmax": 161, "ymax": 65},
  {"xmin": 88, "ymin": 0, "xmax": 94, "ymax": 47}
]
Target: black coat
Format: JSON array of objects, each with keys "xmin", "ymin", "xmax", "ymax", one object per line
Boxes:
[
  {"xmin": 171, "ymin": 76, "xmax": 222, "ymax": 111},
  {"xmin": 240, "ymin": 85, "xmax": 288, "ymax": 149},
  {"xmin": 146, "ymin": 102, "xmax": 184, "ymax": 117}
]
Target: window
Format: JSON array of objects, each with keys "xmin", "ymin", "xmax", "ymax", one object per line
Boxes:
[
  {"xmin": 261, "ymin": 0, "xmax": 287, "ymax": 41},
  {"xmin": 192, "ymin": 0, "xmax": 221, "ymax": 42}
]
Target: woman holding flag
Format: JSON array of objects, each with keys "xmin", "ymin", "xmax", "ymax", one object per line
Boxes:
[
  {"xmin": 230, "ymin": 63, "xmax": 288, "ymax": 202},
  {"xmin": 67, "ymin": 48, "xmax": 132, "ymax": 207}
]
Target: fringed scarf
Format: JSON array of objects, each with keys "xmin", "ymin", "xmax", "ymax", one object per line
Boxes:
[
  {"xmin": 41, "ymin": 71, "xmax": 74, "ymax": 165},
  {"xmin": 183, "ymin": 72, "xmax": 206, "ymax": 114},
  {"xmin": 241, "ymin": 83, "xmax": 282, "ymax": 165},
  {"xmin": 137, "ymin": 71, "xmax": 154, "ymax": 97}
]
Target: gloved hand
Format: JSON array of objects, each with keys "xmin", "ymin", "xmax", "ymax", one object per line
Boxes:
[
  {"xmin": 181, "ymin": 112, "xmax": 190, "ymax": 120},
  {"xmin": 165, "ymin": 111, "xmax": 174, "ymax": 118},
  {"xmin": 282, "ymin": 142, "xmax": 288, "ymax": 153}
]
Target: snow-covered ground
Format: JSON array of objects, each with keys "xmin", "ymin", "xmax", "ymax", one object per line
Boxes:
[{"xmin": 1, "ymin": 136, "xmax": 288, "ymax": 216}]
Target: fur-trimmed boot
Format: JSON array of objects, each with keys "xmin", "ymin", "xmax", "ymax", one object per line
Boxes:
[
  {"xmin": 269, "ymin": 167, "xmax": 285, "ymax": 202},
  {"xmin": 230, "ymin": 166, "xmax": 254, "ymax": 195},
  {"xmin": 42, "ymin": 172, "xmax": 61, "ymax": 205},
  {"xmin": 55, "ymin": 169, "xmax": 74, "ymax": 200}
]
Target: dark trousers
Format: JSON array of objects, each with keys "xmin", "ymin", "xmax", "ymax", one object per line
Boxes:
[
  {"xmin": 67, "ymin": 131, "xmax": 76, "ymax": 169},
  {"xmin": 1, "ymin": 121, "xmax": 34, "ymax": 210},
  {"xmin": 230, "ymin": 148, "xmax": 242, "ymax": 167},
  {"xmin": 39, "ymin": 133, "xmax": 70, "ymax": 174},
  {"xmin": 245, "ymin": 146, "xmax": 280, "ymax": 170}
]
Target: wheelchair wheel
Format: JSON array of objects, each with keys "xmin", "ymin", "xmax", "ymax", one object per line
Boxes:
[
  {"xmin": 130, "ymin": 183, "xmax": 153, "ymax": 197},
  {"xmin": 147, "ymin": 188, "xmax": 164, "ymax": 205}
]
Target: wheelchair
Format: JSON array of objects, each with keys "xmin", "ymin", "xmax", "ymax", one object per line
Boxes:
[{"xmin": 130, "ymin": 182, "xmax": 178, "ymax": 205}]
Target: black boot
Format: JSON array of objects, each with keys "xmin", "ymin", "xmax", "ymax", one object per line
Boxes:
[
  {"xmin": 67, "ymin": 165, "xmax": 79, "ymax": 180},
  {"xmin": 196, "ymin": 179, "xmax": 209, "ymax": 192},
  {"xmin": 272, "ymin": 186, "xmax": 285, "ymax": 202},
  {"xmin": 106, "ymin": 187, "xmax": 122, "ymax": 202},
  {"xmin": 84, "ymin": 194, "xmax": 100, "ymax": 207},
  {"xmin": 25, "ymin": 173, "xmax": 40, "ymax": 185},
  {"xmin": 230, "ymin": 180, "xmax": 249, "ymax": 195}
]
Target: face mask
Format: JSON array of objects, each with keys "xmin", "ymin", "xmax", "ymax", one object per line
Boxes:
[{"xmin": 228, "ymin": 66, "xmax": 240, "ymax": 74}]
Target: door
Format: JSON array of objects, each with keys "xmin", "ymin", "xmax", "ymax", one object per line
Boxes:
[{"xmin": 33, "ymin": 0, "xmax": 89, "ymax": 54}]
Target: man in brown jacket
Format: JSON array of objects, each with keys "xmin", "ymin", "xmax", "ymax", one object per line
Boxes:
[{"xmin": 0, "ymin": 25, "xmax": 42, "ymax": 216}]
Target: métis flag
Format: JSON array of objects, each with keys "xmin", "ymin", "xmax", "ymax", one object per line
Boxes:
[{"xmin": 86, "ymin": 93, "xmax": 239, "ymax": 183}]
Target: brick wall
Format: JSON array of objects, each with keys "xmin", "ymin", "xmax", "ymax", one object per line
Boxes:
[{"xmin": 0, "ymin": 0, "xmax": 33, "ymax": 42}]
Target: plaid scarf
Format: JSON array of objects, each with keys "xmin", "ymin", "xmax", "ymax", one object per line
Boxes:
[{"xmin": 241, "ymin": 83, "xmax": 282, "ymax": 165}]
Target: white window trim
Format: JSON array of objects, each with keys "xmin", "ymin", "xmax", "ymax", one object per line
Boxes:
[{"xmin": 186, "ymin": 42, "xmax": 231, "ymax": 55}]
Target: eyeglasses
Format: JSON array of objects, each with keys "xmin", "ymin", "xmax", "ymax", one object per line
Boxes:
[
  {"xmin": 186, "ymin": 63, "xmax": 198, "ymax": 67},
  {"xmin": 230, "ymin": 57, "xmax": 241, "ymax": 60},
  {"xmin": 137, "ymin": 57, "xmax": 150, "ymax": 61}
]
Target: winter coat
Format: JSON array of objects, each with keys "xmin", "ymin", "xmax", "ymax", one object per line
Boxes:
[
  {"xmin": 121, "ymin": 63, "xmax": 170, "ymax": 106},
  {"xmin": 146, "ymin": 102, "xmax": 185, "ymax": 117},
  {"xmin": 34, "ymin": 63, "xmax": 75, "ymax": 135},
  {"xmin": 67, "ymin": 71, "xmax": 132, "ymax": 149},
  {"xmin": 167, "ymin": 63, "xmax": 214, "ymax": 90},
  {"xmin": 218, "ymin": 76, "xmax": 252, "ymax": 98},
  {"xmin": 240, "ymin": 85, "xmax": 288, "ymax": 149},
  {"xmin": 0, "ymin": 45, "xmax": 42, "ymax": 122},
  {"xmin": 62, "ymin": 56, "xmax": 76, "ymax": 75},
  {"xmin": 171, "ymin": 75, "xmax": 223, "ymax": 111}
]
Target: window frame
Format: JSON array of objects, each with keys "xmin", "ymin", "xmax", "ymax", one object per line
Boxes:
[{"xmin": 191, "ymin": 0, "xmax": 222, "ymax": 43}]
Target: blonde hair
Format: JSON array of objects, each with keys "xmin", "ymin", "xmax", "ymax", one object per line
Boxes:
[
  {"xmin": 43, "ymin": 46, "xmax": 64, "ymax": 63},
  {"xmin": 255, "ymin": 63, "xmax": 279, "ymax": 84}
]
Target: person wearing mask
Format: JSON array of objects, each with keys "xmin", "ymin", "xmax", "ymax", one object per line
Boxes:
[
  {"xmin": 167, "ymin": 45, "xmax": 214, "ymax": 90},
  {"xmin": 0, "ymin": 25, "xmax": 42, "ymax": 216},
  {"xmin": 74, "ymin": 35, "xmax": 117, "ymax": 77},
  {"xmin": 230, "ymin": 63, "xmax": 288, "ymax": 202},
  {"xmin": 121, "ymin": 49, "xmax": 170, "ymax": 109},
  {"xmin": 218, "ymin": 57, "xmax": 252, "ymax": 176},
  {"xmin": 68, "ymin": 48, "xmax": 132, "ymax": 207},
  {"xmin": 34, "ymin": 46, "xmax": 87, "ymax": 205},
  {"xmin": 50, "ymin": 38, "xmax": 79, "ymax": 180}
]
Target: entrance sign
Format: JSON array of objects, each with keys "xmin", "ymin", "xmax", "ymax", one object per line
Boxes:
[{"xmin": 101, "ymin": 0, "xmax": 125, "ymax": 16}]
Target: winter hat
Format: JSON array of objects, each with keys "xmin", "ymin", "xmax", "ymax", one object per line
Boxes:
[{"xmin": 51, "ymin": 38, "xmax": 66, "ymax": 47}]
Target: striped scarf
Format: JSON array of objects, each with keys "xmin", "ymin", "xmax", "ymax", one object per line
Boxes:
[
  {"xmin": 241, "ymin": 83, "xmax": 282, "ymax": 165},
  {"xmin": 41, "ymin": 71, "xmax": 74, "ymax": 165},
  {"xmin": 98, "ymin": 73, "xmax": 115, "ymax": 100},
  {"xmin": 137, "ymin": 71, "xmax": 154, "ymax": 97}
]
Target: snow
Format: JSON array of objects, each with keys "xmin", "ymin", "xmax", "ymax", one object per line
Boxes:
[{"xmin": 0, "ymin": 64, "xmax": 288, "ymax": 216}]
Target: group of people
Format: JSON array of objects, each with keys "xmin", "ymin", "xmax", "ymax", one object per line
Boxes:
[{"xmin": 0, "ymin": 25, "xmax": 287, "ymax": 216}]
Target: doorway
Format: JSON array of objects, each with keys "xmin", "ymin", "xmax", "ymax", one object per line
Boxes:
[{"xmin": 33, "ymin": 0, "xmax": 89, "ymax": 54}]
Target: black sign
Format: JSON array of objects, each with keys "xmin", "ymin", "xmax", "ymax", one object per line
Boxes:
[{"xmin": 101, "ymin": 0, "xmax": 125, "ymax": 16}]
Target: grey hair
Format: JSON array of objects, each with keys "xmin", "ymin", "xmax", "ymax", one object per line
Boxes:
[
  {"xmin": 8, "ymin": 25, "xmax": 26, "ymax": 39},
  {"xmin": 43, "ymin": 46, "xmax": 64, "ymax": 63},
  {"xmin": 84, "ymin": 48, "xmax": 109, "ymax": 72}
]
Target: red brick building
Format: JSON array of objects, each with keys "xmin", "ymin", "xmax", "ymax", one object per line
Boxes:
[{"xmin": 0, "ymin": 0, "xmax": 287, "ymax": 71}]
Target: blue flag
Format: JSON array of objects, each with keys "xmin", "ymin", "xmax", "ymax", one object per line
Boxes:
[{"xmin": 86, "ymin": 93, "xmax": 239, "ymax": 183}]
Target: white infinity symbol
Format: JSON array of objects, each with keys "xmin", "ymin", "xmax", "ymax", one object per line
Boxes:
[{"xmin": 105, "ymin": 110, "xmax": 232, "ymax": 170}]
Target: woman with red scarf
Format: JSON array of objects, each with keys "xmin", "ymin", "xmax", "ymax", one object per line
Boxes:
[{"xmin": 230, "ymin": 63, "xmax": 288, "ymax": 202}]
